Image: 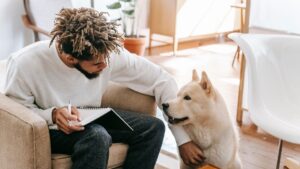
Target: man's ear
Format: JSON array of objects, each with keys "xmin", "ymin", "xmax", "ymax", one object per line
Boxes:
[
  {"xmin": 200, "ymin": 71, "xmax": 214, "ymax": 95},
  {"xmin": 65, "ymin": 54, "xmax": 78, "ymax": 65},
  {"xmin": 192, "ymin": 69, "xmax": 200, "ymax": 81}
]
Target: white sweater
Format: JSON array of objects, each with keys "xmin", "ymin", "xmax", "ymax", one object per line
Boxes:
[{"xmin": 4, "ymin": 40, "xmax": 191, "ymax": 145}]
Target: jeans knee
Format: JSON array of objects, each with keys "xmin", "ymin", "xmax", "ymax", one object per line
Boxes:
[
  {"xmin": 150, "ymin": 118, "xmax": 165, "ymax": 137},
  {"xmin": 87, "ymin": 124, "xmax": 112, "ymax": 149}
]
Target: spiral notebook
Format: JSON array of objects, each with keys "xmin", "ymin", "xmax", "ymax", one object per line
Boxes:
[{"xmin": 49, "ymin": 107, "xmax": 133, "ymax": 131}]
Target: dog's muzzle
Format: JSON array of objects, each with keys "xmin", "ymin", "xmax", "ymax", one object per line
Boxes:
[
  {"xmin": 167, "ymin": 116, "xmax": 189, "ymax": 124},
  {"xmin": 162, "ymin": 103, "xmax": 189, "ymax": 124}
]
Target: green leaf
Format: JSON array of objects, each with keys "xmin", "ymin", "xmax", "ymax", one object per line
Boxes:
[
  {"xmin": 106, "ymin": 2, "xmax": 121, "ymax": 9},
  {"xmin": 122, "ymin": 9, "xmax": 134, "ymax": 15}
]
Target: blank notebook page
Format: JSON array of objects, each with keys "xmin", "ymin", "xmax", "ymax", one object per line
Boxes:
[{"xmin": 78, "ymin": 108, "xmax": 112, "ymax": 125}]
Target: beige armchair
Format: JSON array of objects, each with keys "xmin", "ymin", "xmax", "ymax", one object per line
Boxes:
[{"xmin": 0, "ymin": 83, "xmax": 156, "ymax": 169}]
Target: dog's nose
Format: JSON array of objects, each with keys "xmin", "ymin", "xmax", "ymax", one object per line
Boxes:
[{"xmin": 162, "ymin": 103, "xmax": 169, "ymax": 110}]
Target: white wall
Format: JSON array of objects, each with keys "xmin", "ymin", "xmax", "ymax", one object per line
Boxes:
[
  {"xmin": 250, "ymin": 0, "xmax": 300, "ymax": 34},
  {"xmin": 0, "ymin": 0, "xmax": 32, "ymax": 60},
  {"xmin": 176, "ymin": 0, "xmax": 239, "ymax": 38}
]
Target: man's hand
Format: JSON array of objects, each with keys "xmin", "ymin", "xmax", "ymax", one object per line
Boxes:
[
  {"xmin": 179, "ymin": 141, "xmax": 206, "ymax": 167},
  {"xmin": 52, "ymin": 106, "xmax": 84, "ymax": 134}
]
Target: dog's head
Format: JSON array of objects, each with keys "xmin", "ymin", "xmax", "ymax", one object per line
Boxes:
[{"xmin": 163, "ymin": 70, "xmax": 216, "ymax": 125}]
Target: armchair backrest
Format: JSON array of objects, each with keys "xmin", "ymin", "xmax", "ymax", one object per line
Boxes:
[
  {"xmin": 101, "ymin": 82, "xmax": 157, "ymax": 116},
  {"xmin": 23, "ymin": 0, "xmax": 72, "ymax": 41}
]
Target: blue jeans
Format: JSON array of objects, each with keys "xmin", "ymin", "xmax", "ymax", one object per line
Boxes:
[{"xmin": 49, "ymin": 109, "xmax": 165, "ymax": 169}]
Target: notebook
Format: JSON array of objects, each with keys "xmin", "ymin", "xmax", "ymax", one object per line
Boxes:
[{"xmin": 49, "ymin": 107, "xmax": 134, "ymax": 131}]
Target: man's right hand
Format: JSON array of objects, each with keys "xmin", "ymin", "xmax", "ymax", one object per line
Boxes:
[
  {"xmin": 179, "ymin": 141, "xmax": 206, "ymax": 167},
  {"xmin": 52, "ymin": 107, "xmax": 84, "ymax": 134}
]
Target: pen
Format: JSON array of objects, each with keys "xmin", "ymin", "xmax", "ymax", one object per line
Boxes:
[
  {"xmin": 67, "ymin": 100, "xmax": 81, "ymax": 126},
  {"xmin": 67, "ymin": 100, "xmax": 73, "ymax": 126},
  {"xmin": 68, "ymin": 100, "xmax": 72, "ymax": 115}
]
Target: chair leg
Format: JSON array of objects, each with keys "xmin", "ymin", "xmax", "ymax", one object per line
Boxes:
[
  {"xmin": 173, "ymin": 35, "xmax": 178, "ymax": 56},
  {"xmin": 236, "ymin": 54, "xmax": 246, "ymax": 126},
  {"xmin": 149, "ymin": 33, "xmax": 153, "ymax": 55},
  {"xmin": 232, "ymin": 46, "xmax": 240, "ymax": 67},
  {"xmin": 276, "ymin": 139, "xmax": 283, "ymax": 169}
]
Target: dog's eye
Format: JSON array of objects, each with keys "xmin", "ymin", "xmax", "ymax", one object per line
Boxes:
[{"xmin": 184, "ymin": 95, "xmax": 191, "ymax": 100}]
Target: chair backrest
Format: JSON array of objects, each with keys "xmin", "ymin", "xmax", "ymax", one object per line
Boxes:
[
  {"xmin": 23, "ymin": 0, "xmax": 72, "ymax": 41},
  {"xmin": 234, "ymin": 34, "xmax": 300, "ymax": 121}
]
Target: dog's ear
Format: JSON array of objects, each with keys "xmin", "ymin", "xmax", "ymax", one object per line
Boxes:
[
  {"xmin": 192, "ymin": 69, "xmax": 200, "ymax": 81},
  {"xmin": 200, "ymin": 71, "xmax": 214, "ymax": 95}
]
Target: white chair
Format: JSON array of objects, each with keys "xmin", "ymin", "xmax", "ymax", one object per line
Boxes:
[
  {"xmin": 230, "ymin": 33, "xmax": 300, "ymax": 169},
  {"xmin": 231, "ymin": 0, "xmax": 300, "ymax": 126}
]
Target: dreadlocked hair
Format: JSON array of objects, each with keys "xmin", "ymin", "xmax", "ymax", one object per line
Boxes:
[{"xmin": 50, "ymin": 7, "xmax": 124, "ymax": 62}]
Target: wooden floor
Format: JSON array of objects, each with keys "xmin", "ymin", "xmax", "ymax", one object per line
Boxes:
[{"xmin": 145, "ymin": 41, "xmax": 300, "ymax": 169}]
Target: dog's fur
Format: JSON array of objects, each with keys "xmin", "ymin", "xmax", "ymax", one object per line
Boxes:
[{"xmin": 163, "ymin": 70, "xmax": 242, "ymax": 169}]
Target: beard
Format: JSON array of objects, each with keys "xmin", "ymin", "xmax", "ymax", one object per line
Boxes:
[{"xmin": 74, "ymin": 63, "xmax": 100, "ymax": 79}]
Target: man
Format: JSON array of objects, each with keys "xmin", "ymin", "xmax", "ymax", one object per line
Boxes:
[{"xmin": 4, "ymin": 8, "xmax": 204, "ymax": 169}]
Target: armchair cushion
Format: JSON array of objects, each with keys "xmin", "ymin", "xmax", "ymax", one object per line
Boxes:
[{"xmin": 52, "ymin": 143, "xmax": 128, "ymax": 169}]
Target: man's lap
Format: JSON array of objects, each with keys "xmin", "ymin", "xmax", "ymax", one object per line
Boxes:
[{"xmin": 49, "ymin": 109, "xmax": 161, "ymax": 154}]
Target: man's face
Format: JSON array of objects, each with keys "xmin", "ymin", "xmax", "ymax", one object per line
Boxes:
[{"xmin": 74, "ymin": 54, "xmax": 108, "ymax": 79}]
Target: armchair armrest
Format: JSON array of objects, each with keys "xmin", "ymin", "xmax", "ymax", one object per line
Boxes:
[
  {"xmin": 0, "ymin": 93, "xmax": 51, "ymax": 169},
  {"xmin": 101, "ymin": 83, "xmax": 157, "ymax": 116}
]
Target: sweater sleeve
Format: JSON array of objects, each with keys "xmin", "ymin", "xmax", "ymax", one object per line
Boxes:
[
  {"xmin": 110, "ymin": 49, "xmax": 191, "ymax": 145},
  {"xmin": 4, "ymin": 57, "xmax": 55, "ymax": 125}
]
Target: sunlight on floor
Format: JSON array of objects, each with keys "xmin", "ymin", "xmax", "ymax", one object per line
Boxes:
[{"xmin": 220, "ymin": 77, "xmax": 240, "ymax": 86}]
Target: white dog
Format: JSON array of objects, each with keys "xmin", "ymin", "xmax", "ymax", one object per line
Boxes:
[{"xmin": 163, "ymin": 70, "xmax": 242, "ymax": 169}]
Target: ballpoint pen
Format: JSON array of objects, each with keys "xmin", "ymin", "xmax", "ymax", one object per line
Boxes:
[
  {"xmin": 68, "ymin": 100, "xmax": 72, "ymax": 115},
  {"xmin": 67, "ymin": 100, "xmax": 75, "ymax": 126},
  {"xmin": 67, "ymin": 100, "xmax": 81, "ymax": 126}
]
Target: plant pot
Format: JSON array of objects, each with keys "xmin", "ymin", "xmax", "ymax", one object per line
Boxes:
[{"xmin": 124, "ymin": 36, "xmax": 146, "ymax": 56}]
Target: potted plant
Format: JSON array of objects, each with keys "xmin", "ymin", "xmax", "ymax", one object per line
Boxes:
[{"xmin": 106, "ymin": 0, "xmax": 146, "ymax": 56}]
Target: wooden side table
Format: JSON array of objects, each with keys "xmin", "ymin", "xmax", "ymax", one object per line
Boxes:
[{"xmin": 149, "ymin": 0, "xmax": 181, "ymax": 56}]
